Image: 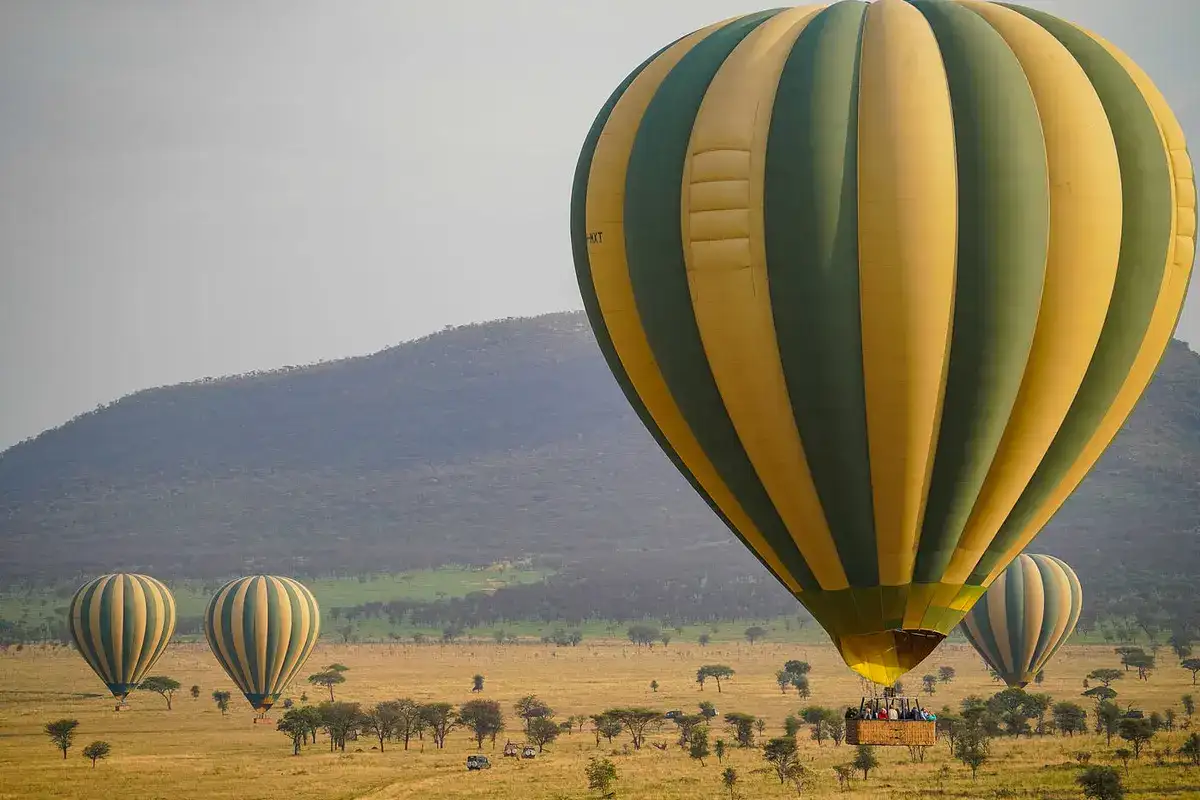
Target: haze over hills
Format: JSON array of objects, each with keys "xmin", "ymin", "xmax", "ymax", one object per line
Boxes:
[{"xmin": 1, "ymin": 311, "xmax": 1197, "ymax": 629}]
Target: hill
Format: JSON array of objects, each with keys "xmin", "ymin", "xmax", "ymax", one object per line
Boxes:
[{"xmin": 1, "ymin": 312, "xmax": 1197, "ymax": 631}]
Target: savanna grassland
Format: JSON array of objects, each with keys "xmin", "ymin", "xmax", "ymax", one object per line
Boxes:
[{"xmin": 2, "ymin": 641, "xmax": 1199, "ymax": 800}]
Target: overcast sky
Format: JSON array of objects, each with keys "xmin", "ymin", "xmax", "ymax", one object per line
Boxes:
[{"xmin": 1, "ymin": 0, "xmax": 1197, "ymax": 450}]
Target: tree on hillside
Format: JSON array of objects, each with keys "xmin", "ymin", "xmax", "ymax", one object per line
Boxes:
[
  {"xmin": 138, "ymin": 676, "xmax": 181, "ymax": 710},
  {"xmin": 608, "ymin": 708, "xmax": 661, "ymax": 750},
  {"xmin": 775, "ymin": 670, "xmax": 793, "ymax": 694},
  {"xmin": 650, "ymin": 680, "xmax": 658, "ymax": 693},
  {"xmin": 527, "ymin": 716, "xmax": 560, "ymax": 752},
  {"xmin": 699, "ymin": 701, "xmax": 717, "ymax": 720},
  {"xmin": 460, "ymin": 699, "xmax": 505, "ymax": 750},
  {"xmin": 420, "ymin": 702, "xmax": 458, "ymax": 749},
  {"xmin": 713, "ymin": 738, "xmax": 727, "ymax": 764},
  {"xmin": 307, "ymin": 669, "xmax": 345, "ymax": 702},
  {"xmin": 922, "ymin": 674, "xmax": 937, "ymax": 695},
  {"xmin": 190, "ymin": 684, "xmax": 200, "ymax": 700},
  {"xmin": 211, "ymin": 690, "xmax": 231, "ymax": 715},
  {"xmin": 1181, "ymin": 658, "xmax": 1200, "ymax": 684},
  {"xmin": 1115, "ymin": 647, "xmax": 1144, "ymax": 672},
  {"xmin": 44, "ymin": 719, "xmax": 79, "ymax": 759},
  {"xmin": 698, "ymin": 633, "xmax": 711, "ymax": 647},
  {"xmin": 783, "ymin": 660, "xmax": 811, "ymax": 678},
  {"xmin": 82, "ymin": 740, "xmax": 110, "ymax": 768},
  {"xmin": 744, "ymin": 626, "xmax": 767, "ymax": 645},
  {"xmin": 697, "ymin": 665, "xmax": 734, "ymax": 693},
  {"xmin": 938, "ymin": 666, "xmax": 956, "ymax": 684},
  {"xmin": 471, "ymin": 674, "xmax": 485, "ymax": 692},
  {"xmin": 360, "ymin": 701, "xmax": 403, "ymax": 752},
  {"xmin": 792, "ymin": 674, "xmax": 811, "ymax": 699}
]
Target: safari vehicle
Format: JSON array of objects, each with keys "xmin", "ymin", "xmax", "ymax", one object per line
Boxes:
[{"xmin": 466, "ymin": 755, "xmax": 492, "ymax": 771}]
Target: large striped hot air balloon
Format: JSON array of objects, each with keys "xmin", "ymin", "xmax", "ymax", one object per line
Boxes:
[
  {"xmin": 961, "ymin": 554, "xmax": 1083, "ymax": 687},
  {"xmin": 571, "ymin": 0, "xmax": 1195, "ymax": 684},
  {"xmin": 203, "ymin": 575, "xmax": 320, "ymax": 712},
  {"xmin": 68, "ymin": 573, "xmax": 177, "ymax": 701}
]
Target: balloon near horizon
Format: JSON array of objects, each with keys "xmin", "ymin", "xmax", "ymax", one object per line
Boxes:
[
  {"xmin": 961, "ymin": 553, "xmax": 1084, "ymax": 689},
  {"xmin": 202, "ymin": 575, "xmax": 321, "ymax": 712},
  {"xmin": 68, "ymin": 572, "xmax": 178, "ymax": 701},
  {"xmin": 571, "ymin": 0, "xmax": 1195, "ymax": 684}
]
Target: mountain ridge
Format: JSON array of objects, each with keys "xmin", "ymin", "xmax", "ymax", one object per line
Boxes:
[{"xmin": 1, "ymin": 311, "xmax": 1197, "ymax": 630}]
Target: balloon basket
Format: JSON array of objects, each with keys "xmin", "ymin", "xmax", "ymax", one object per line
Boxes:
[
  {"xmin": 846, "ymin": 719, "xmax": 935, "ymax": 746},
  {"xmin": 113, "ymin": 702, "xmax": 131, "ymax": 712},
  {"xmin": 253, "ymin": 716, "xmax": 274, "ymax": 725}
]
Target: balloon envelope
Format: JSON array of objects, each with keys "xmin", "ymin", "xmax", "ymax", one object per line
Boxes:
[
  {"xmin": 570, "ymin": 0, "xmax": 1194, "ymax": 683},
  {"xmin": 203, "ymin": 575, "xmax": 320, "ymax": 711},
  {"xmin": 68, "ymin": 573, "xmax": 177, "ymax": 698},
  {"xmin": 961, "ymin": 553, "xmax": 1083, "ymax": 687}
]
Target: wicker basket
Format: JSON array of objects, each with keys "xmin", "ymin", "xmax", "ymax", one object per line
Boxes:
[{"xmin": 845, "ymin": 718, "xmax": 936, "ymax": 746}]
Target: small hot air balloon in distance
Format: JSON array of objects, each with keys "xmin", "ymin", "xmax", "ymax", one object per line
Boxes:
[
  {"xmin": 960, "ymin": 553, "xmax": 1083, "ymax": 688},
  {"xmin": 571, "ymin": 0, "xmax": 1194, "ymax": 684},
  {"xmin": 68, "ymin": 573, "xmax": 177, "ymax": 704},
  {"xmin": 203, "ymin": 575, "xmax": 320, "ymax": 713}
]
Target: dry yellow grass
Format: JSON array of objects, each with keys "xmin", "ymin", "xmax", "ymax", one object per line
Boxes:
[{"xmin": 1, "ymin": 641, "xmax": 1198, "ymax": 799}]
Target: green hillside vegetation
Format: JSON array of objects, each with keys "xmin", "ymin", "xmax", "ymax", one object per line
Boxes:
[{"xmin": 1, "ymin": 312, "xmax": 1197, "ymax": 640}]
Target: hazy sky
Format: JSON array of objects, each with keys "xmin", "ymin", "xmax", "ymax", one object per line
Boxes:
[{"xmin": 1, "ymin": 0, "xmax": 1197, "ymax": 450}]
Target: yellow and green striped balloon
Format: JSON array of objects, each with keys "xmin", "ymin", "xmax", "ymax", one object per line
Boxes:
[
  {"xmin": 203, "ymin": 575, "xmax": 320, "ymax": 712},
  {"xmin": 961, "ymin": 554, "xmax": 1083, "ymax": 688},
  {"xmin": 571, "ymin": 0, "xmax": 1195, "ymax": 684},
  {"xmin": 68, "ymin": 573, "xmax": 177, "ymax": 699}
]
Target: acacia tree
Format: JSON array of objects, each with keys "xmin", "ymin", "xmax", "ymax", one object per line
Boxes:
[
  {"xmin": 744, "ymin": 626, "xmax": 767, "ymax": 645},
  {"xmin": 190, "ymin": 685, "xmax": 200, "ymax": 700},
  {"xmin": 763, "ymin": 737, "xmax": 801, "ymax": 784},
  {"xmin": 420, "ymin": 702, "xmax": 459, "ymax": 749},
  {"xmin": 852, "ymin": 745, "xmax": 879, "ymax": 780},
  {"xmin": 1088, "ymin": 669, "xmax": 1123, "ymax": 688},
  {"xmin": 211, "ymin": 690, "xmax": 231, "ymax": 715},
  {"xmin": 697, "ymin": 665, "xmax": 735, "ymax": 693},
  {"xmin": 954, "ymin": 729, "xmax": 990, "ymax": 781},
  {"xmin": 82, "ymin": 740, "xmax": 110, "ymax": 768},
  {"xmin": 44, "ymin": 719, "xmax": 79, "ymax": 759},
  {"xmin": 360, "ymin": 701, "xmax": 403, "ymax": 752},
  {"xmin": 938, "ymin": 666, "xmax": 956, "ymax": 684},
  {"xmin": 608, "ymin": 708, "xmax": 661, "ymax": 750},
  {"xmin": 591, "ymin": 713, "xmax": 623, "ymax": 746},
  {"xmin": 586, "ymin": 757, "xmax": 617, "ymax": 798},
  {"xmin": 393, "ymin": 699, "xmax": 425, "ymax": 750},
  {"xmin": 689, "ymin": 728, "xmax": 710, "ymax": 765},
  {"xmin": 307, "ymin": 670, "xmax": 345, "ymax": 702},
  {"xmin": 514, "ymin": 695, "xmax": 554, "ymax": 733},
  {"xmin": 138, "ymin": 676, "xmax": 181, "ymax": 710},
  {"xmin": 472, "ymin": 674, "xmax": 485, "ymax": 692},
  {"xmin": 922, "ymin": 675, "xmax": 938, "ymax": 695},
  {"xmin": 1181, "ymin": 658, "xmax": 1200, "ymax": 685},
  {"xmin": 1118, "ymin": 718, "xmax": 1154, "ymax": 759},
  {"xmin": 626, "ymin": 624, "xmax": 660, "ymax": 648},
  {"xmin": 277, "ymin": 710, "xmax": 309, "ymax": 755},
  {"xmin": 724, "ymin": 712, "xmax": 758, "ymax": 748},
  {"xmin": 528, "ymin": 717, "xmax": 560, "ymax": 752},
  {"xmin": 460, "ymin": 699, "xmax": 505, "ymax": 750}
]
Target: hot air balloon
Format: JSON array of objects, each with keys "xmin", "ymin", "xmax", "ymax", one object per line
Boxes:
[
  {"xmin": 68, "ymin": 573, "xmax": 177, "ymax": 703},
  {"xmin": 203, "ymin": 575, "xmax": 320, "ymax": 713},
  {"xmin": 961, "ymin": 553, "xmax": 1083, "ymax": 687},
  {"xmin": 571, "ymin": 0, "xmax": 1194, "ymax": 684}
]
